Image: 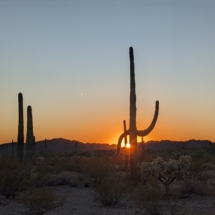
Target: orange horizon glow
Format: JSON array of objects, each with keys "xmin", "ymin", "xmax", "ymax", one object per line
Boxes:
[{"xmin": 1, "ymin": 101, "xmax": 215, "ymax": 145}]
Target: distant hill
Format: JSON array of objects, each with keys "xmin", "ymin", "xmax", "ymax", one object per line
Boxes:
[
  {"xmin": 0, "ymin": 138, "xmax": 214, "ymax": 156},
  {"xmin": 144, "ymin": 139, "xmax": 214, "ymax": 151},
  {"xmin": 0, "ymin": 138, "xmax": 116, "ymax": 156}
]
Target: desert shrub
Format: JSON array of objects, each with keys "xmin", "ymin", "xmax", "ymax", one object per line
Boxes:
[
  {"xmin": 54, "ymin": 158, "xmax": 81, "ymax": 173},
  {"xmin": 0, "ymin": 157, "xmax": 31, "ymax": 198},
  {"xmin": 179, "ymin": 179, "xmax": 208, "ymax": 197},
  {"xmin": 82, "ymin": 156, "xmax": 116, "ymax": 185},
  {"xmin": 197, "ymin": 170, "xmax": 215, "ymax": 183},
  {"xmin": 201, "ymin": 162, "xmax": 215, "ymax": 170},
  {"xmin": 189, "ymin": 159, "xmax": 204, "ymax": 176},
  {"xmin": 132, "ymin": 182, "xmax": 163, "ymax": 202},
  {"xmin": 75, "ymin": 150, "xmax": 92, "ymax": 157},
  {"xmin": 94, "ymin": 174, "xmax": 129, "ymax": 206},
  {"xmin": 132, "ymin": 183, "xmax": 179, "ymax": 215},
  {"xmin": 54, "ymin": 171, "xmax": 74, "ymax": 185},
  {"xmin": 19, "ymin": 187, "xmax": 65, "ymax": 215},
  {"xmin": 36, "ymin": 165, "xmax": 56, "ymax": 177},
  {"xmin": 140, "ymin": 156, "xmax": 192, "ymax": 195},
  {"xmin": 37, "ymin": 171, "xmax": 80, "ymax": 187}
]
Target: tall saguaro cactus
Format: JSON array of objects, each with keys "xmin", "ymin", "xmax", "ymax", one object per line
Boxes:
[
  {"xmin": 17, "ymin": 93, "xmax": 24, "ymax": 162},
  {"xmin": 26, "ymin": 106, "xmax": 35, "ymax": 168},
  {"xmin": 117, "ymin": 47, "xmax": 159, "ymax": 177}
]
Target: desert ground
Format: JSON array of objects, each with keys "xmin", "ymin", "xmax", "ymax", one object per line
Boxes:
[{"xmin": 1, "ymin": 147, "xmax": 215, "ymax": 215}]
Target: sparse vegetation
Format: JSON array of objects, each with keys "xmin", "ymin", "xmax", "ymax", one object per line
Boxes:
[
  {"xmin": 0, "ymin": 157, "xmax": 30, "ymax": 198},
  {"xmin": 94, "ymin": 174, "xmax": 129, "ymax": 206},
  {"xmin": 140, "ymin": 155, "xmax": 192, "ymax": 195},
  {"xmin": 1, "ymin": 145, "xmax": 215, "ymax": 214},
  {"xmin": 18, "ymin": 187, "xmax": 65, "ymax": 215}
]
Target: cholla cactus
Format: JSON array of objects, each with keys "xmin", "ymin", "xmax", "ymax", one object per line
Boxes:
[{"xmin": 140, "ymin": 156, "xmax": 192, "ymax": 195}]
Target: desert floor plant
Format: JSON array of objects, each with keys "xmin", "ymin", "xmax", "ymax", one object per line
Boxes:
[
  {"xmin": 18, "ymin": 186, "xmax": 65, "ymax": 215},
  {"xmin": 94, "ymin": 174, "xmax": 130, "ymax": 206},
  {"xmin": 82, "ymin": 156, "xmax": 118, "ymax": 186},
  {"xmin": 140, "ymin": 156, "xmax": 192, "ymax": 195},
  {"xmin": 0, "ymin": 157, "xmax": 31, "ymax": 198}
]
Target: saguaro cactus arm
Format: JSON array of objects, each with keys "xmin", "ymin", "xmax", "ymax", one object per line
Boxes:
[
  {"xmin": 116, "ymin": 129, "xmax": 129, "ymax": 155},
  {"xmin": 123, "ymin": 120, "xmax": 128, "ymax": 145},
  {"xmin": 124, "ymin": 120, "xmax": 129, "ymax": 171},
  {"xmin": 137, "ymin": 100, "xmax": 159, "ymax": 136}
]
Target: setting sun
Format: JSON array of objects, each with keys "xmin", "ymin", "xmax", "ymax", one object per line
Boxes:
[{"xmin": 126, "ymin": 143, "xmax": 130, "ymax": 148}]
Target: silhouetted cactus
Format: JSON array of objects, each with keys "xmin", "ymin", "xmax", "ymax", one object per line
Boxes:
[
  {"xmin": 124, "ymin": 120, "xmax": 129, "ymax": 172},
  {"xmin": 117, "ymin": 47, "xmax": 159, "ymax": 177},
  {"xmin": 141, "ymin": 137, "xmax": 145, "ymax": 158},
  {"xmin": 17, "ymin": 93, "xmax": 24, "ymax": 162},
  {"xmin": 26, "ymin": 106, "xmax": 35, "ymax": 168},
  {"xmin": 45, "ymin": 138, "xmax": 47, "ymax": 152},
  {"xmin": 11, "ymin": 140, "xmax": 14, "ymax": 158},
  {"xmin": 75, "ymin": 141, "xmax": 78, "ymax": 152}
]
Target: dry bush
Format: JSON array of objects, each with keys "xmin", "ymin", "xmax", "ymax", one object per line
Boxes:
[
  {"xmin": 36, "ymin": 165, "xmax": 56, "ymax": 177},
  {"xmin": 54, "ymin": 158, "xmax": 81, "ymax": 173},
  {"xmin": 196, "ymin": 170, "xmax": 215, "ymax": 183},
  {"xmin": 94, "ymin": 174, "xmax": 129, "ymax": 206},
  {"xmin": 201, "ymin": 162, "xmax": 215, "ymax": 170},
  {"xmin": 179, "ymin": 179, "xmax": 208, "ymax": 197},
  {"xmin": 54, "ymin": 171, "xmax": 74, "ymax": 185},
  {"xmin": 0, "ymin": 157, "xmax": 31, "ymax": 198},
  {"xmin": 189, "ymin": 159, "xmax": 204, "ymax": 176},
  {"xmin": 132, "ymin": 183, "xmax": 163, "ymax": 202},
  {"xmin": 82, "ymin": 156, "xmax": 116, "ymax": 185},
  {"xmin": 130, "ymin": 182, "xmax": 165, "ymax": 214},
  {"xmin": 19, "ymin": 187, "xmax": 65, "ymax": 215},
  {"xmin": 37, "ymin": 171, "xmax": 78, "ymax": 186}
]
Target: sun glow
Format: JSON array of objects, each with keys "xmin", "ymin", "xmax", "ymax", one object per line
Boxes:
[{"xmin": 126, "ymin": 143, "xmax": 130, "ymax": 148}]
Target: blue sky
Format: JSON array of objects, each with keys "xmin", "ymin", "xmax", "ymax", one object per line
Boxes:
[{"xmin": 1, "ymin": 0, "xmax": 215, "ymax": 144}]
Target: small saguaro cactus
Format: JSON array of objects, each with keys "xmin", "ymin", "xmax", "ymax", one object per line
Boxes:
[
  {"xmin": 26, "ymin": 105, "xmax": 35, "ymax": 168},
  {"xmin": 11, "ymin": 140, "xmax": 14, "ymax": 158},
  {"xmin": 141, "ymin": 136, "xmax": 145, "ymax": 158},
  {"xmin": 45, "ymin": 138, "xmax": 47, "ymax": 152},
  {"xmin": 75, "ymin": 141, "xmax": 78, "ymax": 152},
  {"xmin": 17, "ymin": 92, "xmax": 24, "ymax": 162},
  {"xmin": 117, "ymin": 47, "xmax": 159, "ymax": 177}
]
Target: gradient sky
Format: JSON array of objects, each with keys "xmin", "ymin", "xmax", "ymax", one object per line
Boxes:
[{"xmin": 1, "ymin": 0, "xmax": 215, "ymax": 144}]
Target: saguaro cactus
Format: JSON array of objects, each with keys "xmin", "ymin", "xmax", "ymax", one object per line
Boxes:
[
  {"xmin": 11, "ymin": 140, "xmax": 14, "ymax": 158},
  {"xmin": 117, "ymin": 47, "xmax": 159, "ymax": 177},
  {"xmin": 26, "ymin": 105, "xmax": 35, "ymax": 168},
  {"xmin": 17, "ymin": 93, "xmax": 24, "ymax": 162},
  {"xmin": 124, "ymin": 120, "xmax": 129, "ymax": 172},
  {"xmin": 45, "ymin": 138, "xmax": 47, "ymax": 152}
]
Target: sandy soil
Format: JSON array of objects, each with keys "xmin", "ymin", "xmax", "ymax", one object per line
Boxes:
[{"xmin": 0, "ymin": 185, "xmax": 215, "ymax": 215}]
